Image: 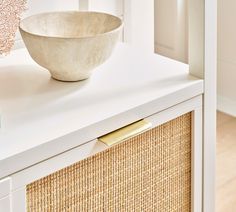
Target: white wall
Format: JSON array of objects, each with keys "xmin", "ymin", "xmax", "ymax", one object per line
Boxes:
[
  {"xmin": 81, "ymin": 0, "xmax": 123, "ymax": 16},
  {"xmin": 14, "ymin": 0, "xmax": 154, "ymax": 53},
  {"xmin": 154, "ymin": 0, "xmax": 188, "ymax": 63},
  {"xmin": 14, "ymin": 0, "xmax": 121, "ymax": 49},
  {"xmin": 125, "ymin": 0, "xmax": 154, "ymax": 52},
  {"xmin": 14, "ymin": 0, "xmax": 79, "ymax": 49},
  {"xmin": 83, "ymin": 0, "xmax": 154, "ymax": 52},
  {"xmin": 217, "ymin": 0, "xmax": 236, "ymax": 116}
]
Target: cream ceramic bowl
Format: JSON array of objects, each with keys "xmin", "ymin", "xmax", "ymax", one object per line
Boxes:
[{"xmin": 19, "ymin": 11, "xmax": 123, "ymax": 81}]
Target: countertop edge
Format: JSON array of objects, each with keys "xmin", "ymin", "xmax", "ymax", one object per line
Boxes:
[{"xmin": 0, "ymin": 80, "xmax": 203, "ymax": 179}]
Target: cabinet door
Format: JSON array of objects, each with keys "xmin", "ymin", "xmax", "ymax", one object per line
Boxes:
[
  {"xmin": 26, "ymin": 113, "xmax": 193, "ymax": 211},
  {"xmin": 10, "ymin": 96, "xmax": 202, "ymax": 212}
]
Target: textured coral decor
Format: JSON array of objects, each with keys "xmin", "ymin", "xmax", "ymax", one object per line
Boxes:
[{"xmin": 0, "ymin": 0, "xmax": 27, "ymax": 55}]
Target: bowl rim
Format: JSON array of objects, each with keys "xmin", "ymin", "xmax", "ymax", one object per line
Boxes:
[{"xmin": 19, "ymin": 11, "xmax": 123, "ymax": 39}]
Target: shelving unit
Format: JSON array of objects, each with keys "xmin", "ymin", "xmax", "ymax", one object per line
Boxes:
[{"xmin": 0, "ymin": 0, "xmax": 217, "ymax": 211}]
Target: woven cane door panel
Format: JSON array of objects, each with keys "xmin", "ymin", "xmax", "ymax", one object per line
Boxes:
[{"xmin": 27, "ymin": 113, "xmax": 192, "ymax": 212}]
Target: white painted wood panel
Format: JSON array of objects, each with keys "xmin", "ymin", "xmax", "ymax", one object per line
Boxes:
[
  {"xmin": 191, "ymin": 107, "xmax": 202, "ymax": 212},
  {"xmin": 11, "ymin": 188, "xmax": 27, "ymax": 212},
  {"xmin": 11, "ymin": 140, "xmax": 108, "ymax": 190},
  {"xmin": 0, "ymin": 196, "xmax": 10, "ymax": 212},
  {"xmin": 203, "ymin": 0, "xmax": 217, "ymax": 211},
  {"xmin": 0, "ymin": 178, "xmax": 11, "ymax": 199}
]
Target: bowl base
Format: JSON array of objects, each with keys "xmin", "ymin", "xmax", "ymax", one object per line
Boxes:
[
  {"xmin": 51, "ymin": 76, "xmax": 89, "ymax": 82},
  {"xmin": 50, "ymin": 71, "xmax": 91, "ymax": 82},
  {"xmin": 51, "ymin": 75, "xmax": 90, "ymax": 82}
]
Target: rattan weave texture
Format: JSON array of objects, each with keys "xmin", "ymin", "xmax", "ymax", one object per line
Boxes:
[{"xmin": 27, "ymin": 113, "xmax": 192, "ymax": 212}]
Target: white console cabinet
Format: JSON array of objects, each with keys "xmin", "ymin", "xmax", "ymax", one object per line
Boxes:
[
  {"xmin": 0, "ymin": 44, "xmax": 204, "ymax": 211},
  {"xmin": 0, "ymin": 0, "xmax": 217, "ymax": 211}
]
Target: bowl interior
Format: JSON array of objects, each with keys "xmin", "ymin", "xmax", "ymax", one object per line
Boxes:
[{"xmin": 20, "ymin": 11, "xmax": 122, "ymax": 38}]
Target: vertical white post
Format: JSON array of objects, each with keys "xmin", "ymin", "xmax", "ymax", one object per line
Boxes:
[
  {"xmin": 203, "ymin": 0, "xmax": 217, "ymax": 211},
  {"xmin": 11, "ymin": 188, "xmax": 27, "ymax": 212},
  {"xmin": 0, "ymin": 178, "xmax": 11, "ymax": 212},
  {"xmin": 192, "ymin": 107, "xmax": 203, "ymax": 212},
  {"xmin": 189, "ymin": 0, "xmax": 217, "ymax": 211}
]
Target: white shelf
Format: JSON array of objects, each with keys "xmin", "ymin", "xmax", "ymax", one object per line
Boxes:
[{"xmin": 0, "ymin": 43, "xmax": 203, "ymax": 179}]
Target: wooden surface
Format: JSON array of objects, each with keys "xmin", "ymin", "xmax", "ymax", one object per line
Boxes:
[
  {"xmin": 0, "ymin": 43, "xmax": 203, "ymax": 179},
  {"xmin": 217, "ymin": 112, "xmax": 236, "ymax": 212}
]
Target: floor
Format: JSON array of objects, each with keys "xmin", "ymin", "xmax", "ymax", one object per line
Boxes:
[{"xmin": 217, "ymin": 112, "xmax": 236, "ymax": 212}]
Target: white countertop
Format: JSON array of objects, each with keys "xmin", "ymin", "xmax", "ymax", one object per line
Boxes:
[{"xmin": 0, "ymin": 43, "xmax": 203, "ymax": 179}]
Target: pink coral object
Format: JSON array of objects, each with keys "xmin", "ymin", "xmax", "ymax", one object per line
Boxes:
[{"xmin": 0, "ymin": 0, "xmax": 27, "ymax": 55}]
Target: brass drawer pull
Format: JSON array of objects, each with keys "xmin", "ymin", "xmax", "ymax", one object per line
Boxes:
[{"xmin": 98, "ymin": 120, "xmax": 152, "ymax": 146}]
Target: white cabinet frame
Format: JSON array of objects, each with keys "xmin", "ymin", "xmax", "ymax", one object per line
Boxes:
[
  {"xmin": 0, "ymin": 178, "xmax": 11, "ymax": 212},
  {"xmin": 4, "ymin": 96, "xmax": 202, "ymax": 212},
  {"xmin": 189, "ymin": 1, "xmax": 217, "ymax": 212},
  {"xmin": 4, "ymin": 0, "xmax": 216, "ymax": 211}
]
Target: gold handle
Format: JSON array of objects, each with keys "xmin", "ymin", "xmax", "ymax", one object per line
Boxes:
[{"xmin": 98, "ymin": 120, "xmax": 152, "ymax": 146}]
